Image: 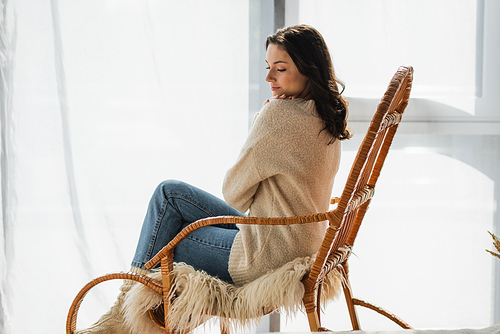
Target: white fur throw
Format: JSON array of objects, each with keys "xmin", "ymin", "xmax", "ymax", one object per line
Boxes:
[{"xmin": 123, "ymin": 257, "xmax": 342, "ymax": 334}]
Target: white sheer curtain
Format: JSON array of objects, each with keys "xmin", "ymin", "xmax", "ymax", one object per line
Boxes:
[{"xmin": 0, "ymin": 1, "xmax": 248, "ymax": 333}]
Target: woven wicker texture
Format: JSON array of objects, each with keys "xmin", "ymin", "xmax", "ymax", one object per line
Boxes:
[{"xmin": 66, "ymin": 65, "xmax": 413, "ymax": 333}]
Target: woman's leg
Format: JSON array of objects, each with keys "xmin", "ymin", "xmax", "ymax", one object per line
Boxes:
[
  {"xmin": 131, "ymin": 179, "xmax": 243, "ymax": 283},
  {"xmin": 75, "ymin": 180, "xmax": 241, "ymax": 333}
]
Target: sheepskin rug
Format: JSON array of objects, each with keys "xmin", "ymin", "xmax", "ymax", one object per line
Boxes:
[{"xmin": 123, "ymin": 257, "xmax": 342, "ymax": 334}]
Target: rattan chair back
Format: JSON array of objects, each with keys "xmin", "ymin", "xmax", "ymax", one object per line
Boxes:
[{"xmin": 302, "ymin": 65, "xmax": 413, "ymax": 330}]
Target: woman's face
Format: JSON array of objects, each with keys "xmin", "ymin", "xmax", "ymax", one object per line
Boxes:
[{"xmin": 265, "ymin": 44, "xmax": 310, "ymax": 98}]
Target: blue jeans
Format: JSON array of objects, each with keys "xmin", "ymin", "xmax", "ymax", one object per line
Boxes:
[{"xmin": 131, "ymin": 180, "xmax": 243, "ymax": 284}]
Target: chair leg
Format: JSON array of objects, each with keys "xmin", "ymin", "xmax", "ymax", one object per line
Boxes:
[
  {"xmin": 306, "ymin": 308, "xmax": 321, "ymax": 332},
  {"xmin": 161, "ymin": 257, "xmax": 175, "ymax": 334},
  {"xmin": 162, "ymin": 300, "xmax": 173, "ymax": 334},
  {"xmin": 339, "ymin": 264, "xmax": 361, "ymax": 330},
  {"xmin": 352, "ymin": 298, "xmax": 412, "ymax": 329},
  {"xmin": 304, "ymin": 285, "xmax": 321, "ymax": 331},
  {"xmin": 316, "ymin": 283, "xmax": 322, "ymax": 324}
]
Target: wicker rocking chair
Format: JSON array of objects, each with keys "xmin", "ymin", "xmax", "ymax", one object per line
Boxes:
[{"xmin": 66, "ymin": 65, "xmax": 414, "ymax": 334}]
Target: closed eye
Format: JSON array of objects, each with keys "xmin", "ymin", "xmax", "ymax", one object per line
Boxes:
[{"xmin": 265, "ymin": 66, "xmax": 286, "ymax": 72}]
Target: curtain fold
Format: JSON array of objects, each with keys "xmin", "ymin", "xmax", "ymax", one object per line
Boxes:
[
  {"xmin": 49, "ymin": 0, "xmax": 95, "ymax": 282},
  {"xmin": 1, "ymin": 0, "xmax": 16, "ymax": 332}
]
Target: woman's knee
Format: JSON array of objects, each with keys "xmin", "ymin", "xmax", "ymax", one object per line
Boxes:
[{"xmin": 156, "ymin": 179, "xmax": 189, "ymax": 197}]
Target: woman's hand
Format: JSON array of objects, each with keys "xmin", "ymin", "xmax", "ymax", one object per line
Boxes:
[{"xmin": 263, "ymin": 94, "xmax": 293, "ymax": 106}]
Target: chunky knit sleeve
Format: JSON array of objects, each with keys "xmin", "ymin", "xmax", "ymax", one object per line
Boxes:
[
  {"xmin": 222, "ymin": 99, "xmax": 320, "ymax": 215},
  {"xmin": 222, "ymin": 105, "xmax": 275, "ymax": 213}
]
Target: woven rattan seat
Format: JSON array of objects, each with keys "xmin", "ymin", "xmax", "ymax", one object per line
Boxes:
[{"xmin": 66, "ymin": 65, "xmax": 414, "ymax": 333}]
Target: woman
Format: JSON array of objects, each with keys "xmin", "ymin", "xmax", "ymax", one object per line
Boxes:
[{"xmin": 76, "ymin": 24, "xmax": 350, "ymax": 334}]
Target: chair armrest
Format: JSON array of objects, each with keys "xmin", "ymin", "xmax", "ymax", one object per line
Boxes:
[{"xmin": 145, "ymin": 212, "xmax": 331, "ymax": 270}]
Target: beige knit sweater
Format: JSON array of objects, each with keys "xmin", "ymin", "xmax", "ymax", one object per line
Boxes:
[{"xmin": 223, "ymin": 98, "xmax": 341, "ymax": 286}]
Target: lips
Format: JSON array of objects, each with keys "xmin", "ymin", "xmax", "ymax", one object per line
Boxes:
[{"xmin": 270, "ymin": 86, "xmax": 280, "ymax": 91}]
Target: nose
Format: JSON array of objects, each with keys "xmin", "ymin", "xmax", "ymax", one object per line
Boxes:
[{"xmin": 265, "ymin": 70, "xmax": 274, "ymax": 83}]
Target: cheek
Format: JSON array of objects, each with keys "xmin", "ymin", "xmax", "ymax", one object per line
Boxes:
[
  {"xmin": 298, "ymin": 75, "xmax": 308, "ymax": 88},
  {"xmin": 292, "ymin": 75, "xmax": 308, "ymax": 92},
  {"xmin": 284, "ymin": 75, "xmax": 299, "ymax": 88}
]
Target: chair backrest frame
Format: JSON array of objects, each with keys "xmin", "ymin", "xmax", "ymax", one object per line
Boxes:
[{"xmin": 302, "ymin": 65, "xmax": 414, "ymax": 305}]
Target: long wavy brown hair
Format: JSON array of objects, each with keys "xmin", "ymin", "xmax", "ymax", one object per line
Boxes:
[{"xmin": 266, "ymin": 25, "xmax": 351, "ymax": 143}]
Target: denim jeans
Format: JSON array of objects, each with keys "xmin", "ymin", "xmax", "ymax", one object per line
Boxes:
[{"xmin": 131, "ymin": 180, "xmax": 243, "ymax": 283}]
